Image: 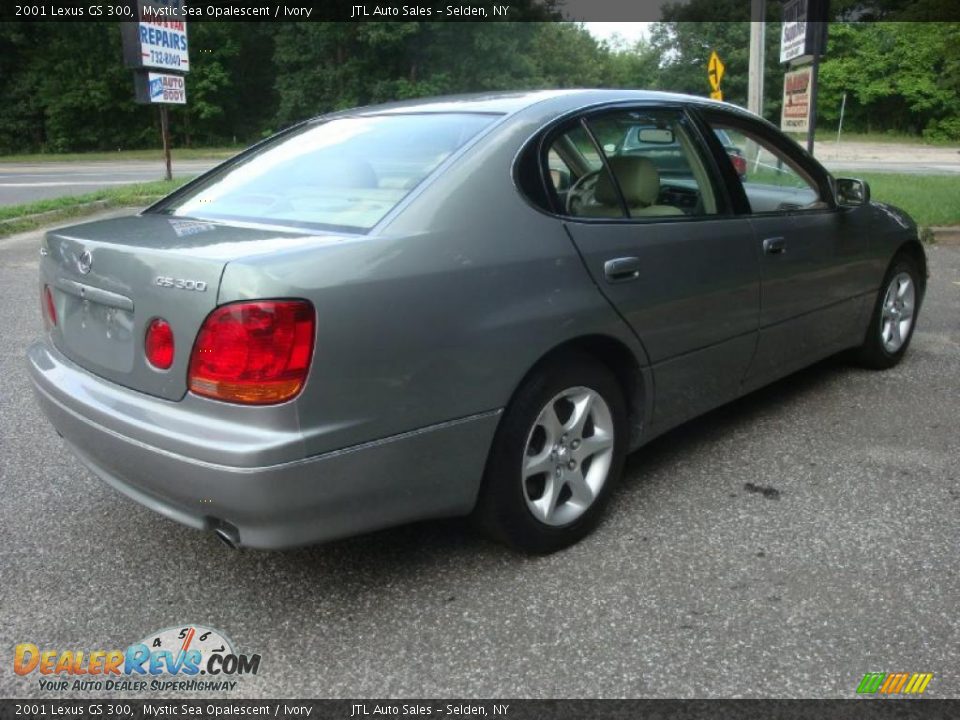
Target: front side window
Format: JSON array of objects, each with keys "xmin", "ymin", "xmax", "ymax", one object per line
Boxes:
[
  {"xmin": 545, "ymin": 108, "xmax": 718, "ymax": 220},
  {"xmin": 156, "ymin": 113, "xmax": 498, "ymax": 232},
  {"xmin": 705, "ymin": 121, "xmax": 828, "ymax": 213}
]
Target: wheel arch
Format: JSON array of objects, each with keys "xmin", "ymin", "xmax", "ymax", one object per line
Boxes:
[
  {"xmin": 504, "ymin": 334, "xmax": 648, "ymax": 453},
  {"xmin": 894, "ymin": 239, "xmax": 928, "ymax": 299}
]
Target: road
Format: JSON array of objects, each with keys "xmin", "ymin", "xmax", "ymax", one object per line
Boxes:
[
  {"xmin": 1, "ymin": 213, "xmax": 958, "ymax": 699},
  {"xmin": 1, "ymin": 140, "xmax": 959, "ymax": 207},
  {"xmin": 0, "ymin": 160, "xmax": 215, "ymax": 207}
]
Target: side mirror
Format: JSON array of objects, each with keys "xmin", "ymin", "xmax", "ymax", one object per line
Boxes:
[{"xmin": 836, "ymin": 177, "xmax": 870, "ymax": 206}]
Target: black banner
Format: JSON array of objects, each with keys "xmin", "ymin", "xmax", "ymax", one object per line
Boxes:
[
  {"xmin": 3, "ymin": 700, "xmax": 960, "ymax": 720},
  {"xmin": 3, "ymin": 0, "xmax": 960, "ymax": 22}
]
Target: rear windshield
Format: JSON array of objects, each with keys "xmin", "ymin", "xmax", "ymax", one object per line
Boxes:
[{"xmin": 156, "ymin": 113, "xmax": 498, "ymax": 232}]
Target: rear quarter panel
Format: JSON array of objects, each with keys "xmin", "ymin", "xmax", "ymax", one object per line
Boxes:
[{"xmin": 218, "ymin": 111, "xmax": 644, "ymax": 457}]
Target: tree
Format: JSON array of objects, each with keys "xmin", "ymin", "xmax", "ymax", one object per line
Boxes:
[
  {"xmin": 817, "ymin": 23, "xmax": 960, "ymax": 138},
  {"xmin": 648, "ymin": 18, "xmax": 786, "ymax": 121}
]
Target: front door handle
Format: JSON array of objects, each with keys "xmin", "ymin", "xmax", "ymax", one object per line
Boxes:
[
  {"xmin": 603, "ymin": 256, "xmax": 642, "ymax": 283},
  {"xmin": 763, "ymin": 236, "xmax": 787, "ymax": 255}
]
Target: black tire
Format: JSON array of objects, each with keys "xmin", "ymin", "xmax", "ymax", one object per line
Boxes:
[
  {"xmin": 473, "ymin": 352, "xmax": 628, "ymax": 554},
  {"xmin": 855, "ymin": 254, "xmax": 922, "ymax": 370}
]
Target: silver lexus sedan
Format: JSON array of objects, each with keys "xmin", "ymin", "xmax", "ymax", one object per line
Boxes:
[{"xmin": 28, "ymin": 90, "xmax": 926, "ymax": 553}]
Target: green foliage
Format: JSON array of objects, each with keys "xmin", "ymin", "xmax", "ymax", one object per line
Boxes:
[
  {"xmin": 818, "ymin": 23, "xmax": 960, "ymax": 139},
  {"xmin": 649, "ymin": 2, "xmax": 788, "ymax": 121},
  {"xmin": 0, "ymin": 19, "xmax": 956, "ymax": 153}
]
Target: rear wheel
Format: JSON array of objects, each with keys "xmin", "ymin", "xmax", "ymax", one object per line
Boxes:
[
  {"xmin": 473, "ymin": 353, "xmax": 627, "ymax": 554},
  {"xmin": 856, "ymin": 255, "xmax": 921, "ymax": 369}
]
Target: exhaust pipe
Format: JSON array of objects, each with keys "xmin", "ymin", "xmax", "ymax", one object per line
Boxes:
[{"xmin": 211, "ymin": 521, "xmax": 241, "ymax": 550}]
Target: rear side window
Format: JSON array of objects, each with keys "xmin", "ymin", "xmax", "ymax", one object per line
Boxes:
[
  {"xmin": 157, "ymin": 113, "xmax": 498, "ymax": 232},
  {"xmin": 541, "ymin": 109, "xmax": 718, "ymax": 220}
]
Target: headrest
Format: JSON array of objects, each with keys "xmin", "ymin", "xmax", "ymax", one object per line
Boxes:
[{"xmin": 594, "ymin": 156, "xmax": 660, "ymax": 207}]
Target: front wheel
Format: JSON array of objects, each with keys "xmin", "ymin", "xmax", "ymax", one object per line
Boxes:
[
  {"xmin": 856, "ymin": 256, "xmax": 921, "ymax": 369},
  {"xmin": 473, "ymin": 353, "xmax": 627, "ymax": 554}
]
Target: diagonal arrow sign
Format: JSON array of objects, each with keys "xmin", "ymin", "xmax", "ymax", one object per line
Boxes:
[{"xmin": 708, "ymin": 50, "xmax": 725, "ymax": 91}]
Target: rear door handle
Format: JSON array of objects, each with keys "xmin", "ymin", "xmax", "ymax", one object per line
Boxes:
[
  {"xmin": 763, "ymin": 236, "xmax": 787, "ymax": 255},
  {"xmin": 603, "ymin": 256, "xmax": 642, "ymax": 283}
]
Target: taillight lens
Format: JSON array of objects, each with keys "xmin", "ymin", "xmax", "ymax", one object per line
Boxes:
[
  {"xmin": 729, "ymin": 152, "xmax": 747, "ymax": 177},
  {"xmin": 43, "ymin": 285, "xmax": 57, "ymax": 327},
  {"xmin": 145, "ymin": 318, "xmax": 175, "ymax": 370},
  {"xmin": 187, "ymin": 300, "xmax": 315, "ymax": 405}
]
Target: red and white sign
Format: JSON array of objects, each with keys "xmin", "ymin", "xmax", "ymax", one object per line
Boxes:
[{"xmin": 781, "ymin": 66, "xmax": 813, "ymax": 133}]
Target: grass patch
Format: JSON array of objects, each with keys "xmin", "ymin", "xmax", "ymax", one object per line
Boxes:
[
  {"xmin": 837, "ymin": 172, "xmax": 960, "ymax": 227},
  {"xmin": 0, "ymin": 147, "xmax": 239, "ymax": 163},
  {"xmin": 0, "ymin": 179, "xmax": 188, "ymax": 238}
]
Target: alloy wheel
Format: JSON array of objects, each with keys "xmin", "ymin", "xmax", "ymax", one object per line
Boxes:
[
  {"xmin": 880, "ymin": 271, "xmax": 915, "ymax": 353},
  {"xmin": 521, "ymin": 386, "xmax": 615, "ymax": 527}
]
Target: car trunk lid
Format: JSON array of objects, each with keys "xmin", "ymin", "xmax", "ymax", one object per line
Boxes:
[{"xmin": 40, "ymin": 214, "xmax": 322, "ymax": 401}]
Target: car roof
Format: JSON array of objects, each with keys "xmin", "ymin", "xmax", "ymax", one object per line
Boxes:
[{"xmin": 321, "ymin": 89, "xmax": 755, "ymax": 121}]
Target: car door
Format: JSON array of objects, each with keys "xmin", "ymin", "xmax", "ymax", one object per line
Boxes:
[
  {"xmin": 546, "ymin": 105, "xmax": 760, "ymax": 432},
  {"xmin": 698, "ymin": 109, "xmax": 874, "ymax": 388}
]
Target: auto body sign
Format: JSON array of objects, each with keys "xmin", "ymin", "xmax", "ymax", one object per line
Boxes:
[
  {"xmin": 145, "ymin": 72, "xmax": 186, "ymax": 104},
  {"xmin": 781, "ymin": 66, "xmax": 813, "ymax": 133}
]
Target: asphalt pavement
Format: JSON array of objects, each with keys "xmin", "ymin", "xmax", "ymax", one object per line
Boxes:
[
  {"xmin": 0, "ymin": 214, "xmax": 958, "ymax": 699},
  {"xmin": 0, "ymin": 160, "xmax": 215, "ymax": 206}
]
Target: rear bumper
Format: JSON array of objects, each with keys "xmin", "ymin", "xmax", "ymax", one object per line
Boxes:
[{"xmin": 27, "ymin": 341, "xmax": 500, "ymax": 549}]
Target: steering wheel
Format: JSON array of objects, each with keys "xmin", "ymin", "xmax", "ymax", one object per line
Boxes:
[{"xmin": 565, "ymin": 169, "xmax": 602, "ymax": 215}]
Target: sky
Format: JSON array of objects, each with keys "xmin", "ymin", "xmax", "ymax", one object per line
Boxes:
[{"xmin": 583, "ymin": 22, "xmax": 653, "ymax": 46}]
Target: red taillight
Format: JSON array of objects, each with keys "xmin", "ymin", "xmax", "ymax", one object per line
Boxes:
[
  {"xmin": 43, "ymin": 285, "xmax": 57, "ymax": 327},
  {"xmin": 187, "ymin": 300, "xmax": 315, "ymax": 405},
  {"xmin": 145, "ymin": 318, "xmax": 175, "ymax": 370},
  {"xmin": 729, "ymin": 152, "xmax": 747, "ymax": 177}
]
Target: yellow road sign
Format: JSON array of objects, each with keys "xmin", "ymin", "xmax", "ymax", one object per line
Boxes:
[
  {"xmin": 708, "ymin": 51, "xmax": 725, "ymax": 92},
  {"xmin": 710, "ymin": 90, "xmax": 724, "ymax": 101}
]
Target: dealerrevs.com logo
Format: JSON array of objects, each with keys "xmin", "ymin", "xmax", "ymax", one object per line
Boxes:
[{"xmin": 14, "ymin": 625, "xmax": 260, "ymax": 693}]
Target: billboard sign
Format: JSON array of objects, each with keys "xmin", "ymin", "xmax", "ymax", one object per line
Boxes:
[
  {"xmin": 121, "ymin": 1, "xmax": 189, "ymax": 73},
  {"xmin": 780, "ymin": 0, "xmax": 827, "ymax": 64},
  {"xmin": 134, "ymin": 72, "xmax": 187, "ymax": 104},
  {"xmin": 781, "ymin": 65, "xmax": 813, "ymax": 133},
  {"xmin": 780, "ymin": 0, "xmax": 809, "ymax": 63}
]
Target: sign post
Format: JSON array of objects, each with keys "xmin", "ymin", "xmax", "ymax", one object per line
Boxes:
[
  {"xmin": 779, "ymin": 0, "xmax": 829, "ymax": 153},
  {"xmin": 748, "ymin": 0, "xmax": 766, "ymax": 117},
  {"xmin": 708, "ymin": 50, "xmax": 725, "ymax": 101},
  {"xmin": 119, "ymin": 0, "xmax": 189, "ymax": 181},
  {"xmin": 159, "ymin": 106, "xmax": 171, "ymax": 181}
]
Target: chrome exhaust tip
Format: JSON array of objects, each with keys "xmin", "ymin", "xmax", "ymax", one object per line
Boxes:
[{"xmin": 211, "ymin": 521, "xmax": 241, "ymax": 550}]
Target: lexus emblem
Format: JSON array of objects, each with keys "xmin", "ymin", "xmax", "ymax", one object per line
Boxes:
[{"xmin": 77, "ymin": 250, "xmax": 92, "ymax": 275}]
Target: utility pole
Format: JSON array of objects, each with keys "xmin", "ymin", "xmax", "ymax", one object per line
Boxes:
[
  {"xmin": 806, "ymin": 50, "xmax": 820, "ymax": 154},
  {"xmin": 748, "ymin": 0, "xmax": 766, "ymax": 117}
]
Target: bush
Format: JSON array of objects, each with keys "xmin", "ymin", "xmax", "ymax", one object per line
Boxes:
[{"xmin": 923, "ymin": 117, "xmax": 960, "ymax": 143}]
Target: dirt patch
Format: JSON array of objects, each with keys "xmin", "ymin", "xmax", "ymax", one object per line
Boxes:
[
  {"xmin": 930, "ymin": 227, "xmax": 960, "ymax": 246},
  {"xmin": 814, "ymin": 141, "xmax": 960, "ymax": 164}
]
